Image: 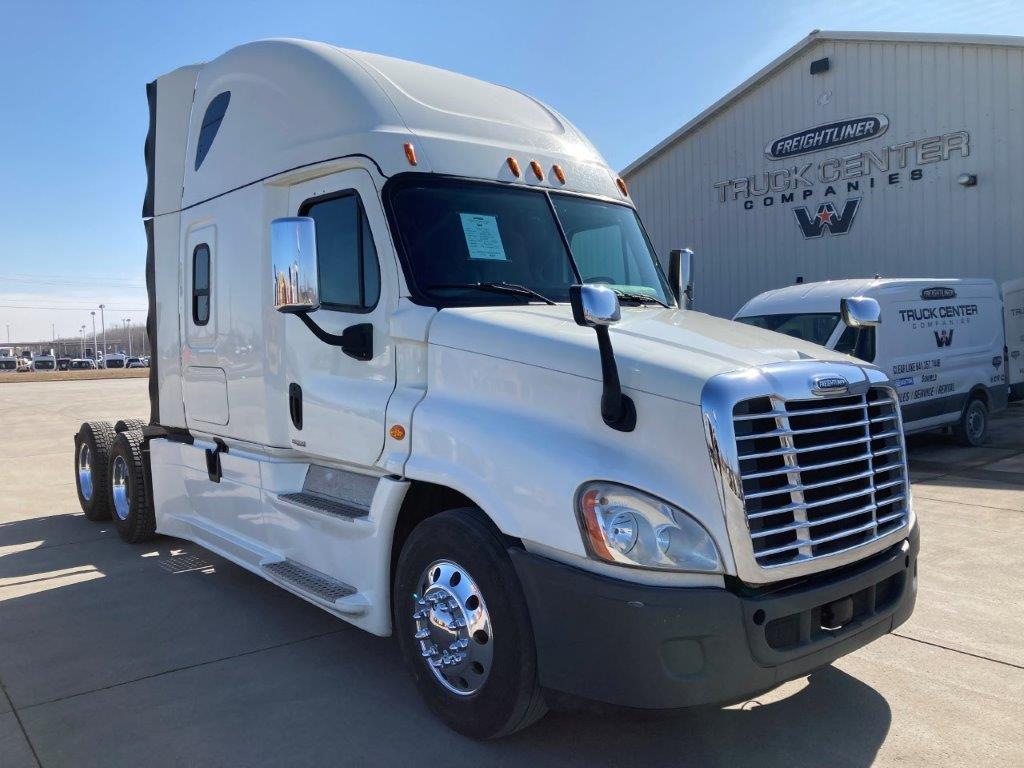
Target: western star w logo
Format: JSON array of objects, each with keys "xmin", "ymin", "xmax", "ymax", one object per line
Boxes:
[
  {"xmin": 935, "ymin": 329, "xmax": 955, "ymax": 347},
  {"xmin": 794, "ymin": 198, "xmax": 861, "ymax": 238}
]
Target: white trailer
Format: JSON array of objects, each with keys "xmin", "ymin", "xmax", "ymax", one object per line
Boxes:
[
  {"xmin": 735, "ymin": 278, "xmax": 1008, "ymax": 443},
  {"xmin": 73, "ymin": 39, "xmax": 918, "ymax": 738}
]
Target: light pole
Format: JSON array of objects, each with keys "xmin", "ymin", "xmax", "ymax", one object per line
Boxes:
[
  {"xmin": 124, "ymin": 318, "xmax": 132, "ymax": 356},
  {"xmin": 80, "ymin": 325, "xmax": 86, "ymax": 358},
  {"xmin": 91, "ymin": 311, "xmax": 98, "ymax": 364},
  {"xmin": 99, "ymin": 304, "xmax": 107, "ymax": 357}
]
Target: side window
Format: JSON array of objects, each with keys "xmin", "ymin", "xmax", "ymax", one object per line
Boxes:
[
  {"xmin": 301, "ymin": 192, "xmax": 380, "ymax": 311},
  {"xmin": 835, "ymin": 324, "xmax": 876, "ymax": 362},
  {"xmin": 195, "ymin": 92, "xmax": 231, "ymax": 171},
  {"xmin": 192, "ymin": 244, "xmax": 211, "ymax": 326}
]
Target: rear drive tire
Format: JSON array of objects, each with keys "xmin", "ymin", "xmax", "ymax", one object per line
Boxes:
[
  {"xmin": 114, "ymin": 418, "xmax": 146, "ymax": 434},
  {"xmin": 75, "ymin": 421, "xmax": 116, "ymax": 521},
  {"xmin": 108, "ymin": 430, "xmax": 157, "ymax": 543},
  {"xmin": 955, "ymin": 397, "xmax": 988, "ymax": 447},
  {"xmin": 394, "ymin": 508, "xmax": 547, "ymax": 738}
]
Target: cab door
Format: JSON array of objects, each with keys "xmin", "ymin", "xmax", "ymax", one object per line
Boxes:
[{"xmin": 284, "ymin": 168, "xmax": 397, "ymax": 467}]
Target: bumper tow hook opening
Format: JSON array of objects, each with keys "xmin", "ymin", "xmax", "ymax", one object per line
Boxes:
[{"xmin": 820, "ymin": 596, "xmax": 854, "ymax": 631}]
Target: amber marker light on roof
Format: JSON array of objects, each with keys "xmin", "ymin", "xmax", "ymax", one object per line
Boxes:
[
  {"xmin": 403, "ymin": 142, "xmax": 417, "ymax": 166},
  {"xmin": 506, "ymin": 156, "xmax": 521, "ymax": 178},
  {"xmin": 552, "ymin": 164, "xmax": 566, "ymax": 184},
  {"xmin": 529, "ymin": 160, "xmax": 544, "ymax": 181},
  {"xmin": 389, "ymin": 424, "xmax": 406, "ymax": 441},
  {"xmin": 616, "ymin": 177, "xmax": 629, "ymax": 196}
]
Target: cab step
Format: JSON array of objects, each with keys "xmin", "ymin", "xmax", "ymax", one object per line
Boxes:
[
  {"xmin": 261, "ymin": 558, "xmax": 370, "ymax": 616},
  {"xmin": 278, "ymin": 491, "xmax": 370, "ymax": 520}
]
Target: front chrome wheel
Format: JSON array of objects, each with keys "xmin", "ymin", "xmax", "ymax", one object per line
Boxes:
[
  {"xmin": 412, "ymin": 560, "xmax": 493, "ymax": 696},
  {"xmin": 111, "ymin": 455, "xmax": 131, "ymax": 521},
  {"xmin": 78, "ymin": 443, "xmax": 93, "ymax": 501}
]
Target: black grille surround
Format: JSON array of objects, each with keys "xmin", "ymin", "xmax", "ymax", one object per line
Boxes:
[{"xmin": 732, "ymin": 387, "xmax": 908, "ymax": 569}]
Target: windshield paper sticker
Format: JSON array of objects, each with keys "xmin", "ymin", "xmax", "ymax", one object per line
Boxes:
[{"xmin": 460, "ymin": 213, "xmax": 507, "ymax": 261}]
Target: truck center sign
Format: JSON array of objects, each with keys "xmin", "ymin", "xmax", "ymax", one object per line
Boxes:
[{"xmin": 712, "ymin": 117, "xmax": 971, "ymax": 238}]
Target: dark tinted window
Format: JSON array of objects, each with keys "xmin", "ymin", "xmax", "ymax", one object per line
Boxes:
[
  {"xmin": 736, "ymin": 313, "xmax": 840, "ymax": 346},
  {"xmin": 195, "ymin": 91, "xmax": 230, "ymax": 171},
  {"xmin": 834, "ymin": 324, "xmax": 876, "ymax": 362},
  {"xmin": 302, "ymin": 193, "xmax": 380, "ymax": 311},
  {"xmin": 192, "ymin": 244, "xmax": 211, "ymax": 325}
]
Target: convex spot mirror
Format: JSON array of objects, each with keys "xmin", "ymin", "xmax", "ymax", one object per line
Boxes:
[
  {"xmin": 271, "ymin": 217, "xmax": 320, "ymax": 313},
  {"xmin": 841, "ymin": 296, "xmax": 881, "ymax": 328},
  {"xmin": 570, "ymin": 284, "xmax": 621, "ymax": 327}
]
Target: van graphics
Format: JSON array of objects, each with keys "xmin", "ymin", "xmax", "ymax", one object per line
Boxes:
[
  {"xmin": 921, "ymin": 373, "xmax": 938, "ymax": 383},
  {"xmin": 793, "ymin": 198, "xmax": 860, "ymax": 238},
  {"xmin": 892, "ymin": 358, "xmax": 941, "ymax": 375},
  {"xmin": 764, "ymin": 115, "xmax": 889, "ymax": 160},
  {"xmin": 921, "ymin": 287, "xmax": 956, "ymax": 300},
  {"xmin": 898, "ymin": 304, "xmax": 978, "ymax": 327},
  {"xmin": 898, "ymin": 381, "xmax": 957, "ymax": 404},
  {"xmin": 934, "ymin": 329, "xmax": 955, "ymax": 347},
  {"xmin": 712, "ymin": 128, "xmax": 971, "ymax": 232},
  {"xmin": 893, "ymin": 376, "xmax": 914, "ymax": 388}
]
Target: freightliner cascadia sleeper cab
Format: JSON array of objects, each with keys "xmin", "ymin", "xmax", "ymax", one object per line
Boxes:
[{"xmin": 74, "ymin": 39, "xmax": 918, "ymax": 738}]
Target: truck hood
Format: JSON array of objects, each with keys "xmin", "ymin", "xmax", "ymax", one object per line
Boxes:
[{"xmin": 428, "ymin": 305, "xmax": 862, "ymax": 404}]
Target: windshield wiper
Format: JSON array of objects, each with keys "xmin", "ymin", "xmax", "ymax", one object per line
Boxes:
[
  {"xmin": 427, "ymin": 281, "xmax": 556, "ymax": 305},
  {"xmin": 611, "ymin": 289, "xmax": 670, "ymax": 308}
]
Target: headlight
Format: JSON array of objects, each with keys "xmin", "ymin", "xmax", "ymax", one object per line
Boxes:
[{"xmin": 575, "ymin": 482, "xmax": 722, "ymax": 572}]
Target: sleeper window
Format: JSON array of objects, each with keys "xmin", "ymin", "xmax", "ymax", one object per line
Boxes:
[
  {"xmin": 195, "ymin": 92, "xmax": 231, "ymax": 171},
  {"xmin": 192, "ymin": 244, "xmax": 211, "ymax": 326},
  {"xmin": 302, "ymin": 193, "xmax": 380, "ymax": 311}
]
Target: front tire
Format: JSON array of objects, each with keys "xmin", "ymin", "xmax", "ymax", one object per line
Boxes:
[
  {"xmin": 393, "ymin": 508, "xmax": 547, "ymax": 738},
  {"xmin": 955, "ymin": 397, "xmax": 988, "ymax": 446},
  {"xmin": 108, "ymin": 430, "xmax": 157, "ymax": 543},
  {"xmin": 75, "ymin": 421, "xmax": 116, "ymax": 520}
]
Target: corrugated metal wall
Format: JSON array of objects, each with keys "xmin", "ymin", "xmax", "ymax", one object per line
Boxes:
[{"xmin": 625, "ymin": 39, "xmax": 1024, "ymax": 318}]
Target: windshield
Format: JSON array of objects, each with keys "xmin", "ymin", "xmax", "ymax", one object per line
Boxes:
[
  {"xmin": 0, "ymin": 360, "xmax": 15, "ymax": 370},
  {"xmin": 736, "ymin": 312, "xmax": 840, "ymax": 346},
  {"xmin": 35, "ymin": 361, "xmax": 54, "ymax": 369},
  {"xmin": 387, "ymin": 177, "xmax": 673, "ymax": 307},
  {"xmin": 105, "ymin": 359, "xmax": 124, "ymax": 369}
]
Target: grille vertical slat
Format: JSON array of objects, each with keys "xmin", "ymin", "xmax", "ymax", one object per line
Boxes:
[{"xmin": 734, "ymin": 387, "xmax": 909, "ymax": 569}]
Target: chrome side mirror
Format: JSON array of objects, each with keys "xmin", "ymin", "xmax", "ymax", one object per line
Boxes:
[
  {"xmin": 668, "ymin": 248, "xmax": 694, "ymax": 309},
  {"xmin": 271, "ymin": 217, "xmax": 320, "ymax": 313},
  {"xmin": 569, "ymin": 284, "xmax": 635, "ymax": 432},
  {"xmin": 569, "ymin": 284, "xmax": 621, "ymax": 327},
  {"xmin": 841, "ymin": 296, "xmax": 881, "ymax": 328}
]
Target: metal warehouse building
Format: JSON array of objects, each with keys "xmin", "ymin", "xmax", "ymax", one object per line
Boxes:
[{"xmin": 622, "ymin": 30, "xmax": 1024, "ymax": 318}]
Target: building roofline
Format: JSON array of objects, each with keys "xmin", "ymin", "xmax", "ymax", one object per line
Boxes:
[{"xmin": 621, "ymin": 29, "xmax": 1024, "ymax": 177}]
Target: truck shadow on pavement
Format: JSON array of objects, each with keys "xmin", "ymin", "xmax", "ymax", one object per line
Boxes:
[{"xmin": 0, "ymin": 513, "xmax": 890, "ymax": 768}]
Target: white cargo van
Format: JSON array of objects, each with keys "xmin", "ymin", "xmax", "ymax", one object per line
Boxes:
[
  {"xmin": 73, "ymin": 40, "xmax": 918, "ymax": 738},
  {"xmin": 1003, "ymin": 278, "xmax": 1024, "ymax": 401},
  {"xmin": 103, "ymin": 353, "xmax": 127, "ymax": 369},
  {"xmin": 735, "ymin": 278, "xmax": 1008, "ymax": 444}
]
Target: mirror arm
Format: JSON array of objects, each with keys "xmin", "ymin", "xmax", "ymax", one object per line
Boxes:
[
  {"xmin": 296, "ymin": 312, "xmax": 374, "ymax": 361},
  {"xmin": 595, "ymin": 326, "xmax": 637, "ymax": 432}
]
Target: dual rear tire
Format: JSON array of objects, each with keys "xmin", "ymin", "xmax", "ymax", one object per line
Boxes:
[{"xmin": 74, "ymin": 420, "xmax": 157, "ymax": 543}]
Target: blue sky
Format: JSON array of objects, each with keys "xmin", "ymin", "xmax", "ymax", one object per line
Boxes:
[{"xmin": 2, "ymin": 0, "xmax": 1022, "ymax": 343}]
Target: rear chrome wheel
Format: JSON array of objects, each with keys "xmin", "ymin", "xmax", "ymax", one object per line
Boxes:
[
  {"xmin": 111, "ymin": 455, "xmax": 131, "ymax": 521},
  {"xmin": 413, "ymin": 560, "xmax": 493, "ymax": 696},
  {"xmin": 78, "ymin": 443, "xmax": 94, "ymax": 501},
  {"xmin": 74, "ymin": 421, "xmax": 115, "ymax": 521}
]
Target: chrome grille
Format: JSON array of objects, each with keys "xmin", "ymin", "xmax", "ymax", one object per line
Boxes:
[{"xmin": 732, "ymin": 387, "xmax": 908, "ymax": 569}]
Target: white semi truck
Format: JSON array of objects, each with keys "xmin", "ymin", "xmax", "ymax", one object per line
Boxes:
[{"xmin": 74, "ymin": 39, "xmax": 917, "ymax": 738}]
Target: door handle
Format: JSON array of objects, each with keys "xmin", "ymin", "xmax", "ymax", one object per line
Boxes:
[
  {"xmin": 296, "ymin": 313, "xmax": 374, "ymax": 361},
  {"xmin": 289, "ymin": 383, "xmax": 303, "ymax": 429}
]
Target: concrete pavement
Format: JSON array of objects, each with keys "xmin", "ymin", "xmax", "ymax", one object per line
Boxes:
[{"xmin": 0, "ymin": 378, "xmax": 1021, "ymax": 767}]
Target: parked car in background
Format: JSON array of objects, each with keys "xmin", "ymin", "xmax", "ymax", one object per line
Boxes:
[
  {"xmin": 32, "ymin": 354, "xmax": 57, "ymax": 371},
  {"xmin": 70, "ymin": 359, "xmax": 98, "ymax": 370},
  {"xmin": 126, "ymin": 358, "xmax": 145, "ymax": 368},
  {"xmin": 0, "ymin": 356, "xmax": 17, "ymax": 373},
  {"xmin": 57, "ymin": 357, "xmax": 72, "ymax": 371},
  {"xmin": 103, "ymin": 353, "xmax": 127, "ymax": 369},
  {"xmin": 735, "ymin": 278, "xmax": 1008, "ymax": 444}
]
